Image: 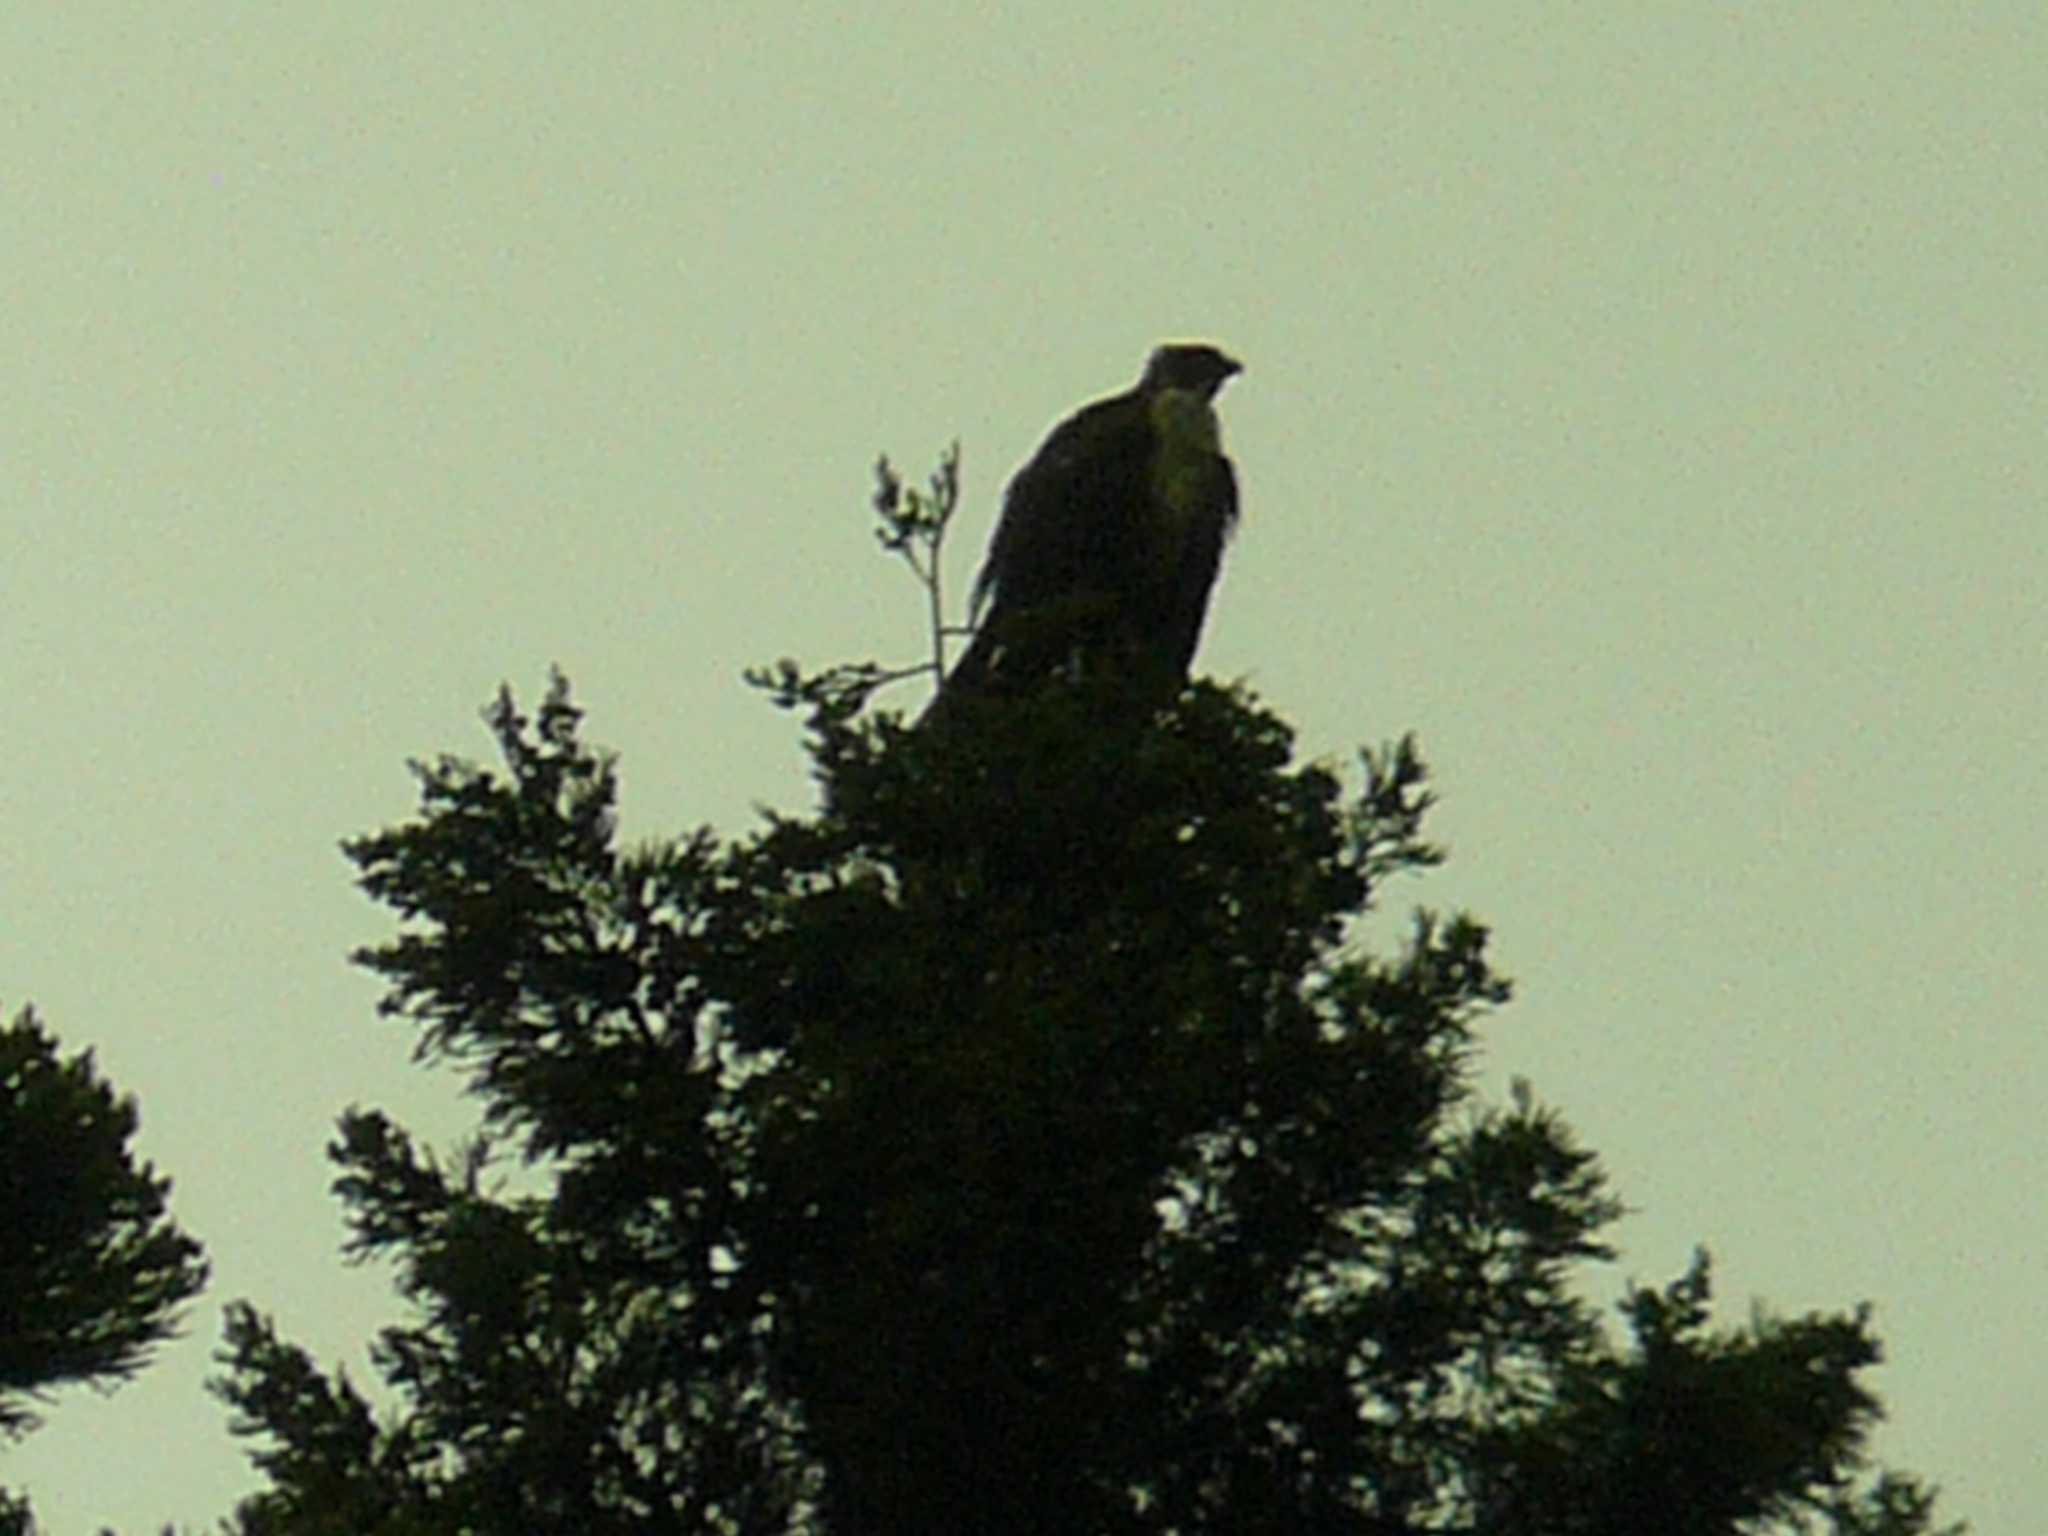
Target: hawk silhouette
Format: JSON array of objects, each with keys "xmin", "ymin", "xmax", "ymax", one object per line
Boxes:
[{"xmin": 937, "ymin": 343, "xmax": 1242, "ymax": 708}]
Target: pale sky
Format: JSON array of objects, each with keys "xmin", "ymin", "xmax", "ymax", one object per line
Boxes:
[{"xmin": 4, "ymin": 7, "xmax": 2041, "ymax": 1532}]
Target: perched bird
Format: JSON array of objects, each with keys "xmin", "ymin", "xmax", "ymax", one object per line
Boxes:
[{"xmin": 937, "ymin": 343, "xmax": 1242, "ymax": 708}]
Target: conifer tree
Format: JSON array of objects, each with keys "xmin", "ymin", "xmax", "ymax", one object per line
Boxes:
[
  {"xmin": 0, "ymin": 1006, "xmax": 208, "ymax": 1536},
  {"xmin": 210, "ymin": 458, "xmax": 1960, "ymax": 1535}
]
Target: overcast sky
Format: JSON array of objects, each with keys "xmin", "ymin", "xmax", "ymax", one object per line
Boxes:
[{"xmin": 4, "ymin": 7, "xmax": 2041, "ymax": 1532}]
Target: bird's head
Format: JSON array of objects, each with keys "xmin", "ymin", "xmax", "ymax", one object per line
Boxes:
[{"xmin": 1141, "ymin": 343, "xmax": 1243, "ymax": 401}]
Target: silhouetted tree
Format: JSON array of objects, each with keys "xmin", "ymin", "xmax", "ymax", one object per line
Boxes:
[
  {"xmin": 0, "ymin": 1005, "xmax": 208, "ymax": 1535},
  {"xmin": 206, "ymin": 659, "xmax": 1960, "ymax": 1534}
]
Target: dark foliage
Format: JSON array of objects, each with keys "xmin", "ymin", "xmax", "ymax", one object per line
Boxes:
[
  {"xmin": 206, "ymin": 670, "xmax": 1958, "ymax": 1535},
  {"xmin": 0, "ymin": 1004, "xmax": 208, "ymax": 1533},
  {"xmin": 0, "ymin": 1006, "xmax": 208, "ymax": 1430}
]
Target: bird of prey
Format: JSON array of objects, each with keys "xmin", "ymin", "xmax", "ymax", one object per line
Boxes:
[{"xmin": 937, "ymin": 343, "xmax": 1243, "ymax": 707}]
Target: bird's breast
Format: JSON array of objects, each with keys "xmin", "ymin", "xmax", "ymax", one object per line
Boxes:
[{"xmin": 1148, "ymin": 390, "xmax": 1223, "ymax": 524}]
